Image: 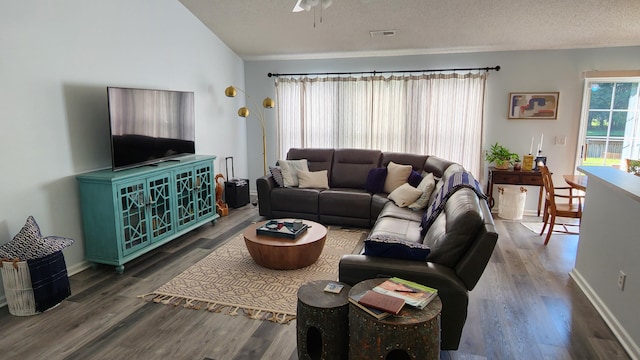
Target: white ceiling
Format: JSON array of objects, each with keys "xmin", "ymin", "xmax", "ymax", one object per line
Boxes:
[{"xmin": 179, "ymin": 0, "xmax": 640, "ymax": 61}]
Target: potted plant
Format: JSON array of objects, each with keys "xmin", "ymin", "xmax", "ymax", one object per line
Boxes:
[{"xmin": 485, "ymin": 142, "xmax": 518, "ymax": 170}]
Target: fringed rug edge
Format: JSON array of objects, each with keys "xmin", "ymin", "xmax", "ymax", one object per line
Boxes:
[{"xmin": 137, "ymin": 292, "xmax": 296, "ymax": 324}]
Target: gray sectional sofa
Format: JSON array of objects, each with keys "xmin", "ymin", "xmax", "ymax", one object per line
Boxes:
[{"xmin": 256, "ymin": 147, "xmax": 498, "ymax": 350}]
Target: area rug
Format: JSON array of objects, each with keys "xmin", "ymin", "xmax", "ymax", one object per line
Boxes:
[
  {"xmin": 521, "ymin": 219, "xmax": 580, "ymax": 235},
  {"xmin": 139, "ymin": 227, "xmax": 365, "ymax": 324}
]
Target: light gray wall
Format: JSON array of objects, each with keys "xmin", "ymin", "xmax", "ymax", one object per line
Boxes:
[
  {"xmin": 245, "ymin": 46, "xmax": 640, "ymax": 212},
  {"xmin": 571, "ymin": 167, "xmax": 640, "ymax": 357},
  {"xmin": 0, "ymin": 0, "xmax": 247, "ymax": 300}
]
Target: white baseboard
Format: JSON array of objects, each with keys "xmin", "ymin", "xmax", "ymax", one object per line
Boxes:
[{"xmin": 570, "ymin": 268, "xmax": 640, "ymax": 359}]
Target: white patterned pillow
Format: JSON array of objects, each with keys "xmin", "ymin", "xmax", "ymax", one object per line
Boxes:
[
  {"xmin": 0, "ymin": 216, "xmax": 74, "ymax": 260},
  {"xmin": 278, "ymin": 159, "xmax": 309, "ymax": 187}
]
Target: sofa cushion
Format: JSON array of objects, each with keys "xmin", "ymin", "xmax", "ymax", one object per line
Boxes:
[
  {"xmin": 365, "ymin": 167, "xmax": 387, "ymax": 193},
  {"xmin": 423, "ymin": 170, "xmax": 484, "ymax": 235},
  {"xmin": 271, "ymin": 187, "xmax": 320, "ymax": 213},
  {"xmin": 384, "ymin": 161, "xmax": 412, "ymax": 193},
  {"xmin": 388, "ymin": 183, "xmax": 422, "ymax": 207},
  {"xmin": 318, "ymin": 189, "xmax": 372, "ymax": 219},
  {"xmin": 269, "ymin": 166, "xmax": 284, "ymax": 187},
  {"xmin": 408, "ymin": 170, "xmax": 423, "ymax": 187},
  {"xmin": 287, "ymin": 148, "xmax": 335, "ymax": 179},
  {"xmin": 364, "ymin": 234, "xmax": 431, "ymax": 261},
  {"xmin": 298, "ymin": 170, "xmax": 329, "ymax": 189},
  {"xmin": 423, "ymin": 189, "xmax": 484, "ymax": 267},
  {"xmin": 408, "ymin": 173, "xmax": 436, "ymax": 211},
  {"xmin": 381, "ymin": 152, "xmax": 429, "ymax": 171},
  {"xmin": 279, "ymin": 159, "xmax": 309, "ymax": 187},
  {"xmin": 377, "ymin": 201, "xmax": 423, "ymax": 222},
  {"xmin": 331, "ymin": 148, "xmax": 382, "ymax": 189},
  {"xmin": 368, "ymin": 217, "xmax": 423, "ymax": 243}
]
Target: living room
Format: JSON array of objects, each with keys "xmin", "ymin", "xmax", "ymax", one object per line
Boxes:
[{"xmin": 1, "ymin": 0, "xmax": 639, "ymax": 358}]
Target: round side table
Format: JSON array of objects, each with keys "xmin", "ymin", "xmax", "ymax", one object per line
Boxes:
[
  {"xmin": 297, "ymin": 280, "xmax": 351, "ymax": 360},
  {"xmin": 348, "ymin": 278, "xmax": 442, "ymax": 360}
]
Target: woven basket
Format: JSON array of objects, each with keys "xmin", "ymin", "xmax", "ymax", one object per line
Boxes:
[{"xmin": 1, "ymin": 260, "xmax": 38, "ymax": 316}]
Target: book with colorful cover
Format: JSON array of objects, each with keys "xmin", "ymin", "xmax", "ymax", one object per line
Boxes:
[
  {"xmin": 372, "ymin": 277, "xmax": 438, "ymax": 309},
  {"xmin": 357, "ymin": 290, "xmax": 405, "ymax": 315},
  {"xmin": 349, "ymin": 291, "xmax": 392, "ymax": 320}
]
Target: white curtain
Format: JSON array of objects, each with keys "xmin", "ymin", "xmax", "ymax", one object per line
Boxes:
[{"xmin": 275, "ymin": 72, "xmax": 487, "ymax": 177}]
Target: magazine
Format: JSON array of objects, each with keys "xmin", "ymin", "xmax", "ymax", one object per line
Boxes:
[{"xmin": 372, "ymin": 277, "xmax": 438, "ymax": 309}]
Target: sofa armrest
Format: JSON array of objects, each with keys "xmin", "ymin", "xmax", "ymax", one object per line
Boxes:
[
  {"xmin": 338, "ymin": 254, "xmax": 467, "ymax": 294},
  {"xmin": 339, "ymin": 254, "xmax": 468, "ymax": 350},
  {"xmin": 454, "ymin": 200, "xmax": 498, "ymax": 290},
  {"xmin": 256, "ymin": 175, "xmax": 276, "ymax": 217}
]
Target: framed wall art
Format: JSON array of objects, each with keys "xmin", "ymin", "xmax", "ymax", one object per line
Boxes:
[{"xmin": 508, "ymin": 92, "xmax": 559, "ymax": 119}]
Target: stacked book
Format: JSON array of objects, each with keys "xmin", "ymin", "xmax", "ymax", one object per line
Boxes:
[{"xmin": 348, "ymin": 277, "xmax": 438, "ymax": 319}]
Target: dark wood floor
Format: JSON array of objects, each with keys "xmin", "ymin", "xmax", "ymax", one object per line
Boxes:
[{"xmin": 0, "ymin": 204, "xmax": 630, "ymax": 359}]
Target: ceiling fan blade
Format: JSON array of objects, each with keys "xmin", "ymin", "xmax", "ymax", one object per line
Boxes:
[{"xmin": 292, "ymin": 0, "xmax": 306, "ymax": 12}]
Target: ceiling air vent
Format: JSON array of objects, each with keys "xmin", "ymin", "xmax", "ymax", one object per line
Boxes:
[{"xmin": 370, "ymin": 29, "xmax": 396, "ymax": 37}]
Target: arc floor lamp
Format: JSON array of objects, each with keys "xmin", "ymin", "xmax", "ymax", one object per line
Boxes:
[{"xmin": 224, "ymin": 86, "xmax": 275, "ymax": 176}]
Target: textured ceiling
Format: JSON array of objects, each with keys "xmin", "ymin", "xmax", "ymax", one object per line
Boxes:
[{"xmin": 179, "ymin": 0, "xmax": 640, "ymax": 60}]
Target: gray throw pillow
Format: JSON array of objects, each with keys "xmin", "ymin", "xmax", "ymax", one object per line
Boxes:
[{"xmin": 269, "ymin": 166, "xmax": 285, "ymax": 187}]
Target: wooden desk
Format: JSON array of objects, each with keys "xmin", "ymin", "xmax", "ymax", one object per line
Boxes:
[
  {"xmin": 563, "ymin": 174, "xmax": 587, "ymax": 191},
  {"xmin": 487, "ymin": 167, "xmax": 545, "ymax": 216}
]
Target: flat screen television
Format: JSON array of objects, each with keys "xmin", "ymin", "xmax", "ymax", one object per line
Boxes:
[{"xmin": 107, "ymin": 87, "xmax": 195, "ymax": 171}]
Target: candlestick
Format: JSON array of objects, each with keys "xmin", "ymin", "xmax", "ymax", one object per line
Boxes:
[{"xmin": 529, "ymin": 137, "xmax": 534, "ymax": 154}]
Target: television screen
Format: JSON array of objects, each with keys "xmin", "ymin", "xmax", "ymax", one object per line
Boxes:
[{"xmin": 107, "ymin": 87, "xmax": 195, "ymax": 171}]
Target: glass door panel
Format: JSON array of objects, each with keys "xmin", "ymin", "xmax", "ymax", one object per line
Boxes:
[{"xmin": 577, "ymin": 80, "xmax": 640, "ymax": 170}]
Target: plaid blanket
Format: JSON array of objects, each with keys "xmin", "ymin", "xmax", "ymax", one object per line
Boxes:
[
  {"xmin": 420, "ymin": 171, "xmax": 487, "ymax": 236},
  {"xmin": 27, "ymin": 251, "xmax": 71, "ymax": 312}
]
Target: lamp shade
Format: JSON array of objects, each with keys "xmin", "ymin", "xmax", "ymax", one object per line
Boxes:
[
  {"xmin": 225, "ymin": 86, "xmax": 237, "ymax": 97},
  {"xmin": 238, "ymin": 107, "xmax": 250, "ymax": 117},
  {"xmin": 263, "ymin": 97, "xmax": 275, "ymax": 108}
]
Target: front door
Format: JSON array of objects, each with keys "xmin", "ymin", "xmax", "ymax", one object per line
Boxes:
[{"xmin": 576, "ymin": 78, "xmax": 640, "ymax": 170}]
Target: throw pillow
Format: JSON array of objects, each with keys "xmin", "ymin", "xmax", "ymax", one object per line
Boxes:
[
  {"xmin": 383, "ymin": 161, "xmax": 412, "ymax": 193},
  {"xmin": 0, "ymin": 216, "xmax": 74, "ymax": 260},
  {"xmin": 408, "ymin": 170, "xmax": 423, "ymax": 187},
  {"xmin": 278, "ymin": 159, "xmax": 309, "ymax": 187},
  {"xmin": 364, "ymin": 234, "xmax": 431, "ymax": 261},
  {"xmin": 388, "ymin": 183, "xmax": 423, "ymax": 208},
  {"xmin": 269, "ymin": 166, "xmax": 284, "ymax": 187},
  {"xmin": 365, "ymin": 167, "xmax": 387, "ymax": 193},
  {"xmin": 408, "ymin": 173, "xmax": 436, "ymax": 211},
  {"xmin": 297, "ymin": 170, "xmax": 329, "ymax": 189}
]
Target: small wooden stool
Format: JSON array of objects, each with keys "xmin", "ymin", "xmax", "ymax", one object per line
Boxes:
[
  {"xmin": 297, "ymin": 280, "xmax": 351, "ymax": 360},
  {"xmin": 348, "ymin": 278, "xmax": 442, "ymax": 360}
]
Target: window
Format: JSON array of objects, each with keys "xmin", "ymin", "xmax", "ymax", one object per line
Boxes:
[
  {"xmin": 275, "ymin": 72, "xmax": 487, "ymax": 177},
  {"xmin": 578, "ymin": 73, "xmax": 640, "ymax": 168}
]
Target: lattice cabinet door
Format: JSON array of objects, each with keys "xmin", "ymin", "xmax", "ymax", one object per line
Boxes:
[
  {"xmin": 174, "ymin": 167, "xmax": 197, "ymax": 231},
  {"xmin": 195, "ymin": 163, "xmax": 215, "ymax": 220},
  {"xmin": 116, "ymin": 180, "xmax": 150, "ymax": 256},
  {"xmin": 147, "ymin": 173, "xmax": 175, "ymax": 242}
]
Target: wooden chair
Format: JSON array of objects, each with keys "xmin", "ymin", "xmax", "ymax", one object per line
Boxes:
[{"xmin": 539, "ymin": 165, "xmax": 585, "ymax": 245}]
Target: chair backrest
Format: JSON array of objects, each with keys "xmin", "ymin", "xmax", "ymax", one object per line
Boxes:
[{"xmin": 539, "ymin": 165, "xmax": 557, "ymax": 211}]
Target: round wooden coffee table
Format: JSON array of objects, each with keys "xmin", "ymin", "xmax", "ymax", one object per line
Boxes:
[{"xmin": 243, "ymin": 219, "xmax": 327, "ymax": 270}]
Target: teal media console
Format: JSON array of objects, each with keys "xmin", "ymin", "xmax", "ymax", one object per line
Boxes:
[{"xmin": 77, "ymin": 155, "xmax": 219, "ymax": 273}]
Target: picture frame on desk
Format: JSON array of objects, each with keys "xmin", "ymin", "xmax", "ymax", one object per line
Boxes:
[{"xmin": 534, "ymin": 156, "xmax": 547, "ymax": 171}]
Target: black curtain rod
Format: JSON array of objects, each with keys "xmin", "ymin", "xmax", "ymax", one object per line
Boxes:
[{"xmin": 268, "ymin": 65, "xmax": 500, "ymax": 78}]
